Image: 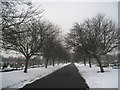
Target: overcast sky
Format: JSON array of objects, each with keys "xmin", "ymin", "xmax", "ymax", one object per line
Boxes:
[{"xmin": 32, "ymin": 1, "xmax": 118, "ymax": 35}]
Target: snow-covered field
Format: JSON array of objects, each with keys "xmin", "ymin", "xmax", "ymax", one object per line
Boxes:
[
  {"xmin": 75, "ymin": 63, "xmax": 118, "ymax": 88},
  {"xmin": 0, "ymin": 63, "xmax": 70, "ymax": 89}
]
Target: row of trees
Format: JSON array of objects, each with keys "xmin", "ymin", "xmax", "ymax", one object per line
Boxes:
[
  {"xmin": 1, "ymin": 1, "xmax": 70, "ymax": 73},
  {"xmin": 1, "ymin": 1, "xmax": 118, "ymax": 73},
  {"xmin": 66, "ymin": 14, "xmax": 118, "ymax": 72}
]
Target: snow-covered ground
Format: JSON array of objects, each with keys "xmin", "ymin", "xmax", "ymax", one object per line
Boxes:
[
  {"xmin": 75, "ymin": 63, "xmax": 118, "ymax": 88},
  {"xmin": 1, "ymin": 63, "xmax": 119, "ymax": 89},
  {"xmin": 0, "ymin": 63, "xmax": 70, "ymax": 89}
]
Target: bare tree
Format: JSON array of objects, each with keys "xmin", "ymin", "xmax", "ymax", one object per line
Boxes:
[
  {"xmin": 1, "ymin": 1, "xmax": 43, "ymax": 30},
  {"xmin": 2, "ymin": 19, "xmax": 51, "ymax": 73},
  {"xmin": 42, "ymin": 25, "xmax": 70, "ymax": 68},
  {"xmin": 52, "ymin": 40, "xmax": 71, "ymax": 65},
  {"xmin": 1, "ymin": 1, "xmax": 45, "ymax": 73},
  {"xmin": 67, "ymin": 14, "xmax": 118, "ymax": 72},
  {"xmin": 42, "ymin": 22, "xmax": 60, "ymax": 68}
]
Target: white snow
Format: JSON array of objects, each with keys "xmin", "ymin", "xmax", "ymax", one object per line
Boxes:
[
  {"xmin": 0, "ymin": 63, "xmax": 70, "ymax": 89},
  {"xmin": 1, "ymin": 63, "xmax": 118, "ymax": 89},
  {"xmin": 75, "ymin": 63, "xmax": 118, "ymax": 88}
]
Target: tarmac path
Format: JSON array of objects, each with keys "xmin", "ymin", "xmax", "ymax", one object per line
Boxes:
[{"xmin": 20, "ymin": 63, "xmax": 89, "ymax": 89}]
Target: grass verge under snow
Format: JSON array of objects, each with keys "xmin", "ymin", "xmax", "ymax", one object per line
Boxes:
[
  {"xmin": 0, "ymin": 63, "xmax": 70, "ymax": 89},
  {"xmin": 75, "ymin": 63, "xmax": 118, "ymax": 88}
]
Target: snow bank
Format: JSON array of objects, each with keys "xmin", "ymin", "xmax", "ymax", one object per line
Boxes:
[
  {"xmin": 0, "ymin": 63, "xmax": 70, "ymax": 89},
  {"xmin": 75, "ymin": 63, "xmax": 118, "ymax": 88}
]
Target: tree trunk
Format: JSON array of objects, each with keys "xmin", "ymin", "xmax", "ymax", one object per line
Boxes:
[
  {"xmin": 52, "ymin": 58, "xmax": 55, "ymax": 66},
  {"xmin": 84, "ymin": 58, "xmax": 86, "ymax": 66},
  {"xmin": 107, "ymin": 61, "xmax": 109, "ymax": 67},
  {"xmin": 89, "ymin": 58, "xmax": 92, "ymax": 68},
  {"xmin": 24, "ymin": 57, "xmax": 29, "ymax": 73},
  {"xmin": 58, "ymin": 58, "xmax": 60, "ymax": 65},
  {"xmin": 96, "ymin": 57, "xmax": 104, "ymax": 72},
  {"xmin": 45, "ymin": 58, "xmax": 48, "ymax": 68},
  {"xmin": 106, "ymin": 57, "xmax": 109, "ymax": 67},
  {"xmin": 66, "ymin": 60, "xmax": 68, "ymax": 64}
]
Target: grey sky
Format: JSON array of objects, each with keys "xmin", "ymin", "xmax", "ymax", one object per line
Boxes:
[{"xmin": 33, "ymin": 2, "xmax": 118, "ymax": 35}]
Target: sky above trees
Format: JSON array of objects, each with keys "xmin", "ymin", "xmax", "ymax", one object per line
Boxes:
[{"xmin": 32, "ymin": 1, "xmax": 118, "ymax": 35}]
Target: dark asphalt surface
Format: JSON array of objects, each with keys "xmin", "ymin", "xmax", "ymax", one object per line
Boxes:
[{"xmin": 20, "ymin": 63, "xmax": 89, "ymax": 89}]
